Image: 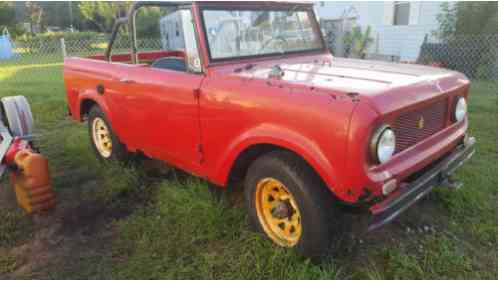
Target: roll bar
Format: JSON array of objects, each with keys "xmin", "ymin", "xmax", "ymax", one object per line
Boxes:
[{"xmin": 105, "ymin": 1, "xmax": 192, "ymax": 62}]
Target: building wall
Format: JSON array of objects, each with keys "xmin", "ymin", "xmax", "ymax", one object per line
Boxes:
[{"xmin": 316, "ymin": 1, "xmax": 445, "ymax": 61}]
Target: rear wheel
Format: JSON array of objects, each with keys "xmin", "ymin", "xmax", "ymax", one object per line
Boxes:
[
  {"xmin": 88, "ymin": 106, "xmax": 131, "ymax": 162},
  {"xmin": 245, "ymin": 151, "xmax": 343, "ymax": 259}
]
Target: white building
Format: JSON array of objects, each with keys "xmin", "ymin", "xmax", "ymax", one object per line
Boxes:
[{"xmin": 316, "ymin": 1, "xmax": 446, "ymax": 61}]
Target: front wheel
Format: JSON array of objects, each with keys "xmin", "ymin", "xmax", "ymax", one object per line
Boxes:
[
  {"xmin": 245, "ymin": 151, "xmax": 344, "ymax": 259},
  {"xmin": 88, "ymin": 106, "xmax": 131, "ymax": 162}
]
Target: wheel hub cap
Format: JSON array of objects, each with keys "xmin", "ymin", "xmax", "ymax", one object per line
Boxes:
[
  {"xmin": 92, "ymin": 117, "xmax": 112, "ymax": 158},
  {"xmin": 271, "ymin": 200, "xmax": 293, "ymax": 219},
  {"xmin": 255, "ymin": 177, "xmax": 302, "ymax": 247}
]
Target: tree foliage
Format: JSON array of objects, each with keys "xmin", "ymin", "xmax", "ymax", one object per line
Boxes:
[
  {"xmin": 455, "ymin": 2, "xmax": 498, "ymax": 35},
  {"xmin": 135, "ymin": 7, "xmax": 169, "ymax": 39},
  {"xmin": 343, "ymin": 26, "xmax": 373, "ymax": 59},
  {"xmin": 26, "ymin": 2, "xmax": 44, "ymax": 33},
  {"xmin": 38, "ymin": 2, "xmax": 83, "ymax": 31},
  {"xmin": 79, "ymin": 2, "xmax": 130, "ymax": 33},
  {"xmin": 433, "ymin": 2, "xmax": 457, "ymax": 41},
  {"xmin": 435, "ymin": 2, "xmax": 498, "ymax": 41},
  {"xmin": 2, "ymin": 1, "xmax": 168, "ymax": 37},
  {"xmin": 0, "ymin": 2, "xmax": 16, "ymax": 28}
]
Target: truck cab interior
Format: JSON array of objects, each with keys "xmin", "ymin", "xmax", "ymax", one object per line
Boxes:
[{"xmin": 90, "ymin": 2, "xmax": 202, "ymax": 74}]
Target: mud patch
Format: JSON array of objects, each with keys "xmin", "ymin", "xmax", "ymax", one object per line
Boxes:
[{"xmin": 1, "ymin": 174, "xmax": 145, "ymax": 279}]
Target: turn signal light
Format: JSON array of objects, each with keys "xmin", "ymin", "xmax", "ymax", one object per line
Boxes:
[{"xmin": 382, "ymin": 179, "xmax": 397, "ymax": 196}]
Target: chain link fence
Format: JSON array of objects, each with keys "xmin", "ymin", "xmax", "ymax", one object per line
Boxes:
[
  {"xmin": 0, "ymin": 37, "xmax": 167, "ymax": 85},
  {"xmin": 1, "ymin": 34, "xmax": 497, "ymax": 94},
  {"xmin": 418, "ymin": 35, "xmax": 498, "ymax": 85},
  {"xmin": 326, "ymin": 33, "xmax": 498, "ymax": 94}
]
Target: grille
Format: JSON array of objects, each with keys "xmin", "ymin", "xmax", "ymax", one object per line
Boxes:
[{"xmin": 393, "ymin": 99, "xmax": 448, "ymax": 153}]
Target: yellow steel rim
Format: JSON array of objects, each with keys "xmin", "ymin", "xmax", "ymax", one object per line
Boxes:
[
  {"xmin": 92, "ymin": 117, "xmax": 112, "ymax": 158},
  {"xmin": 255, "ymin": 177, "xmax": 302, "ymax": 247}
]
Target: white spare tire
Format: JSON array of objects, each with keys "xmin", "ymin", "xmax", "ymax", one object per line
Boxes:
[{"xmin": 1, "ymin": 96, "xmax": 34, "ymax": 138}]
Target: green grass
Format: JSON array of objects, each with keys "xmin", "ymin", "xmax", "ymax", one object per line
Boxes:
[{"xmin": 0, "ymin": 62, "xmax": 497, "ymax": 279}]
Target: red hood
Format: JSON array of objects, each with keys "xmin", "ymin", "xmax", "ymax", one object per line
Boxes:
[{"xmin": 229, "ymin": 57, "xmax": 470, "ymax": 115}]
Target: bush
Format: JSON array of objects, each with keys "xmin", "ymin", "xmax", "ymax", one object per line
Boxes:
[
  {"xmin": 0, "ymin": 24, "xmax": 26, "ymax": 38},
  {"xmin": 17, "ymin": 31, "xmax": 101, "ymax": 42}
]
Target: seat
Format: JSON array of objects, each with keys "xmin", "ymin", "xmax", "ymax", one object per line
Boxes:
[{"xmin": 151, "ymin": 57, "xmax": 187, "ymax": 72}]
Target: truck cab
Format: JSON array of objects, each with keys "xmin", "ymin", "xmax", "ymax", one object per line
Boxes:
[{"xmin": 63, "ymin": 1, "xmax": 475, "ymax": 259}]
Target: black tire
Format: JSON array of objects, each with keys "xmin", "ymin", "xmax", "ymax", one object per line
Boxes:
[
  {"xmin": 88, "ymin": 105, "xmax": 131, "ymax": 162},
  {"xmin": 244, "ymin": 150, "xmax": 344, "ymax": 259}
]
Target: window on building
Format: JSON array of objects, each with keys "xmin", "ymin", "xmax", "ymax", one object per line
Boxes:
[{"xmin": 393, "ymin": 1, "xmax": 410, "ymax": 25}]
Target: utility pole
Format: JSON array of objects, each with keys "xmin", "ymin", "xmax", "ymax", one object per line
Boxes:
[{"xmin": 68, "ymin": 1, "xmax": 74, "ymax": 32}]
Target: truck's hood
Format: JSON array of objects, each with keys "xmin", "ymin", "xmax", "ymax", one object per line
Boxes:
[{"xmin": 233, "ymin": 57, "xmax": 469, "ymax": 114}]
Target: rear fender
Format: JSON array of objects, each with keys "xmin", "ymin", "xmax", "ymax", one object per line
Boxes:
[{"xmin": 76, "ymin": 90, "xmax": 111, "ymax": 122}]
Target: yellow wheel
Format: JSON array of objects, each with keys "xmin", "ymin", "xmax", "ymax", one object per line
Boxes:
[
  {"xmin": 245, "ymin": 151, "xmax": 343, "ymax": 259},
  {"xmin": 255, "ymin": 178, "xmax": 302, "ymax": 247},
  {"xmin": 92, "ymin": 117, "xmax": 113, "ymax": 158},
  {"xmin": 87, "ymin": 105, "xmax": 130, "ymax": 162}
]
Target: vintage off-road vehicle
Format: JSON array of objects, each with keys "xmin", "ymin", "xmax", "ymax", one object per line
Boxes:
[{"xmin": 64, "ymin": 1, "xmax": 475, "ymax": 258}]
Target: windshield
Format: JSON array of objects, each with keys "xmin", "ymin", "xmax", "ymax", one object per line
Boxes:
[{"xmin": 202, "ymin": 8, "xmax": 323, "ymax": 61}]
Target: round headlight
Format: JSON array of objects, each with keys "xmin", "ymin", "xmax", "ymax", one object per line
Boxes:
[
  {"xmin": 371, "ymin": 125, "xmax": 396, "ymax": 164},
  {"xmin": 454, "ymin": 97, "xmax": 467, "ymax": 122}
]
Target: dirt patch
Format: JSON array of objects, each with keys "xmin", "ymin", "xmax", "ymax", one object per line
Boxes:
[
  {"xmin": 0, "ymin": 180, "xmax": 18, "ymax": 210},
  {"xmin": 0, "ymin": 175, "xmax": 139, "ymax": 279}
]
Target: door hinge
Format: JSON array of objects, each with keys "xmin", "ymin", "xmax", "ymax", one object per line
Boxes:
[
  {"xmin": 193, "ymin": 88, "xmax": 201, "ymax": 99},
  {"xmin": 197, "ymin": 143, "xmax": 204, "ymax": 164}
]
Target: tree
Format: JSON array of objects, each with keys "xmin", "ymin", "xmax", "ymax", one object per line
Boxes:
[
  {"xmin": 135, "ymin": 6, "xmax": 168, "ymax": 39},
  {"xmin": 79, "ymin": 2, "xmax": 130, "ymax": 33},
  {"xmin": 435, "ymin": 2, "xmax": 498, "ymax": 40},
  {"xmin": 455, "ymin": 2, "xmax": 498, "ymax": 35},
  {"xmin": 433, "ymin": 2, "xmax": 457, "ymax": 41},
  {"xmin": 39, "ymin": 2, "xmax": 73, "ymax": 30},
  {"xmin": 429, "ymin": 2, "xmax": 498, "ymax": 80},
  {"xmin": 0, "ymin": 2, "xmax": 27, "ymax": 37},
  {"xmin": 0, "ymin": 2, "xmax": 16, "ymax": 29},
  {"xmin": 343, "ymin": 26, "xmax": 373, "ymax": 59},
  {"xmin": 26, "ymin": 1, "xmax": 44, "ymax": 34}
]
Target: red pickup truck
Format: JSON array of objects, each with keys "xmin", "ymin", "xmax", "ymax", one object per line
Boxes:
[{"xmin": 64, "ymin": 1, "xmax": 475, "ymax": 258}]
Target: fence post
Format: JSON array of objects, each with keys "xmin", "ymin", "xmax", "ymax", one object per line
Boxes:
[{"xmin": 60, "ymin": 38, "xmax": 67, "ymax": 58}]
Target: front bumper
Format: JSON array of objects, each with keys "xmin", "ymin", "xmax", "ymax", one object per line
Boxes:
[{"xmin": 368, "ymin": 136, "xmax": 476, "ymax": 231}]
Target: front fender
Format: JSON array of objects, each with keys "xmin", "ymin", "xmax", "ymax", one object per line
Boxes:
[{"xmin": 211, "ymin": 123, "xmax": 340, "ymax": 197}]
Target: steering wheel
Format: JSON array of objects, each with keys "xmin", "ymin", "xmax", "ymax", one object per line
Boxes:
[
  {"xmin": 151, "ymin": 57, "xmax": 187, "ymax": 72},
  {"xmin": 260, "ymin": 35, "xmax": 288, "ymax": 54}
]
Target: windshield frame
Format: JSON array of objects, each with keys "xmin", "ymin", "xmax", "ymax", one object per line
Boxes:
[{"xmin": 198, "ymin": 3, "xmax": 327, "ymax": 64}]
